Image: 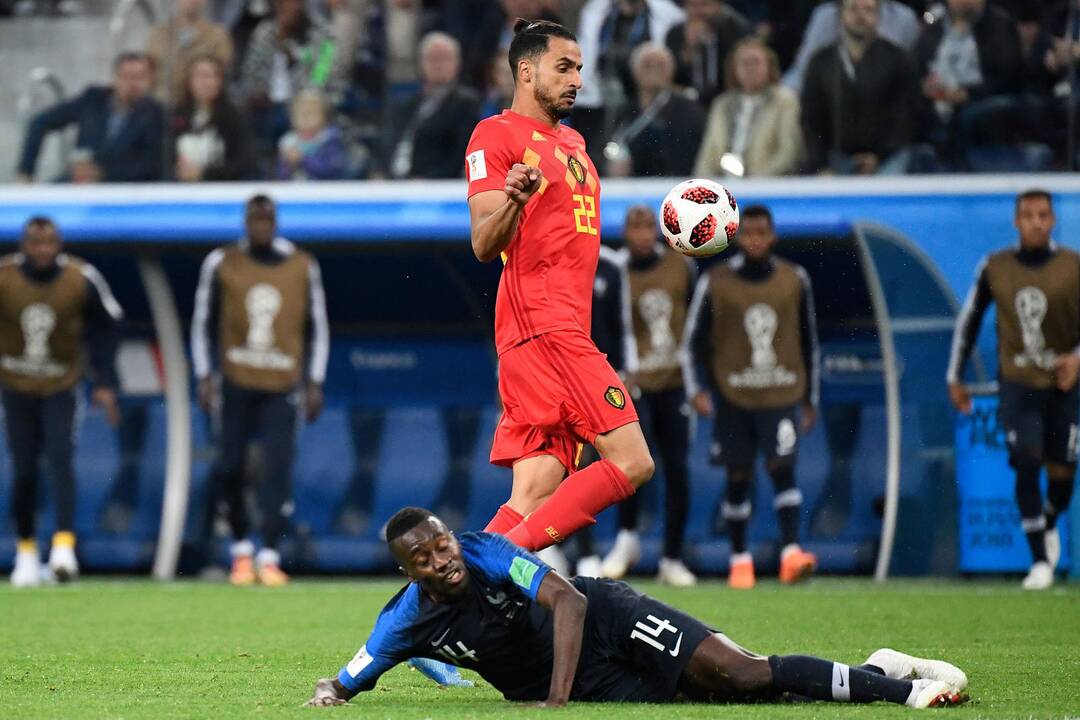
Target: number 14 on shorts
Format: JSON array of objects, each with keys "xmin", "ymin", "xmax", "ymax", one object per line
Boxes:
[{"xmin": 631, "ymin": 614, "xmax": 684, "ymax": 656}]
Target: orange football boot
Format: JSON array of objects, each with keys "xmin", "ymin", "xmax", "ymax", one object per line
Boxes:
[
  {"xmin": 230, "ymin": 555, "xmax": 257, "ymax": 586},
  {"xmin": 779, "ymin": 547, "xmax": 817, "ymax": 584},
  {"xmin": 728, "ymin": 555, "xmax": 755, "ymax": 589},
  {"xmin": 258, "ymin": 563, "xmax": 290, "ymax": 587}
]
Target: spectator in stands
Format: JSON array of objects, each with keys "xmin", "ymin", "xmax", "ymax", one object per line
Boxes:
[
  {"xmin": 664, "ymin": 0, "xmax": 751, "ymax": 106},
  {"xmin": 441, "ymin": 0, "xmax": 562, "ymax": 90},
  {"xmin": 171, "ymin": 56, "xmax": 256, "ymax": 182},
  {"xmin": 913, "ymin": 0, "xmax": 1024, "ymax": 143},
  {"xmin": 784, "ymin": 0, "xmax": 920, "ymax": 94},
  {"xmin": 695, "ymin": 36, "xmax": 802, "ymax": 177},
  {"xmin": 16, "ymin": 53, "xmax": 165, "ymax": 184},
  {"xmin": 213, "ymin": 0, "xmax": 327, "ymax": 68},
  {"xmin": 147, "ymin": 0, "xmax": 235, "ymax": 107},
  {"xmin": 574, "ymin": 0, "xmax": 686, "ymax": 151},
  {"xmin": 605, "ymin": 43, "xmax": 705, "ymax": 177},
  {"xmin": 758, "ymin": 0, "xmax": 822, "ymax": 71},
  {"xmin": 275, "ymin": 89, "xmax": 350, "ymax": 179},
  {"xmin": 381, "ymin": 32, "xmax": 480, "ymax": 178},
  {"xmin": 1029, "ymin": 0, "xmax": 1080, "ymax": 165},
  {"xmin": 481, "ymin": 50, "xmax": 516, "ymax": 118},
  {"xmin": 11, "ymin": 0, "xmax": 80, "ymax": 16},
  {"xmin": 240, "ymin": 0, "xmax": 344, "ymax": 150},
  {"xmin": 382, "ymin": 0, "xmax": 423, "ymax": 90},
  {"xmin": 801, "ymin": 0, "xmax": 916, "ymax": 175}
]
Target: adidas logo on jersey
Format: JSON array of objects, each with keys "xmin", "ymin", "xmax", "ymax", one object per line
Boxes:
[{"xmin": 531, "ymin": 131, "xmax": 546, "ymax": 141}]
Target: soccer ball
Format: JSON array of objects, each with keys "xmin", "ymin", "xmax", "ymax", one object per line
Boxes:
[{"xmin": 660, "ymin": 179, "xmax": 739, "ymax": 257}]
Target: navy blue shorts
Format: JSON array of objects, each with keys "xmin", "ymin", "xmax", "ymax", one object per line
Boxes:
[
  {"xmin": 999, "ymin": 379, "xmax": 1080, "ymax": 466},
  {"xmin": 710, "ymin": 393, "xmax": 799, "ymax": 467},
  {"xmin": 570, "ymin": 577, "xmax": 714, "ymax": 702}
]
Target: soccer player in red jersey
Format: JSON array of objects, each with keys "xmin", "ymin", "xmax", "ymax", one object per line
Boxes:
[{"xmin": 465, "ymin": 19, "xmax": 655, "ymax": 552}]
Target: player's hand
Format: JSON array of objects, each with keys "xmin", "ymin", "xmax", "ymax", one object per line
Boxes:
[
  {"xmin": 305, "ymin": 382, "xmax": 325, "ymax": 422},
  {"xmin": 92, "ymin": 386, "xmax": 121, "ymax": 427},
  {"xmin": 197, "ymin": 376, "xmax": 216, "ymax": 414},
  {"xmin": 799, "ymin": 402, "xmax": 817, "ymax": 433},
  {"xmin": 1054, "ymin": 353, "xmax": 1080, "ymax": 392},
  {"xmin": 948, "ymin": 382, "xmax": 972, "ymax": 414},
  {"xmin": 304, "ymin": 678, "xmax": 348, "ymax": 707},
  {"xmin": 691, "ymin": 391, "xmax": 713, "ymax": 416},
  {"xmin": 504, "ymin": 163, "xmax": 542, "ymax": 206}
]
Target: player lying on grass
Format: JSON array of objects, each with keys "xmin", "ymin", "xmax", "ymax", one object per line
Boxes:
[{"xmin": 307, "ymin": 507, "xmax": 968, "ymax": 709}]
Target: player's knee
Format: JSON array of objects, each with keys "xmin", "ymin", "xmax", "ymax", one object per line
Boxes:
[
  {"xmin": 507, "ymin": 483, "xmax": 555, "ymax": 514},
  {"xmin": 1045, "ymin": 462, "xmax": 1076, "ymax": 482},
  {"xmin": 765, "ymin": 456, "xmax": 794, "ymax": 476},
  {"xmin": 727, "ymin": 466, "xmax": 753, "ymax": 486},
  {"xmin": 612, "ymin": 449, "xmax": 654, "ymax": 488},
  {"xmin": 729, "ymin": 656, "xmax": 773, "ymax": 694},
  {"xmin": 1012, "ymin": 448, "xmax": 1043, "ymax": 476}
]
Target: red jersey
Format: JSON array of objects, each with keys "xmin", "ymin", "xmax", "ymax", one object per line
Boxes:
[{"xmin": 465, "ymin": 110, "xmax": 602, "ymax": 356}]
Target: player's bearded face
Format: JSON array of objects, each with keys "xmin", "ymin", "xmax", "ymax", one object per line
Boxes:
[{"xmin": 534, "ymin": 73, "xmax": 574, "ymax": 119}]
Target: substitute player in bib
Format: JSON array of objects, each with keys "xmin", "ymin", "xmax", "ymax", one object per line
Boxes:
[
  {"xmin": 4, "ymin": 216, "xmax": 123, "ymax": 587},
  {"xmin": 685, "ymin": 205, "xmax": 820, "ymax": 589},
  {"xmin": 948, "ymin": 189, "xmax": 1079, "ymax": 591},
  {"xmin": 466, "ymin": 20, "xmax": 654, "ymax": 551}
]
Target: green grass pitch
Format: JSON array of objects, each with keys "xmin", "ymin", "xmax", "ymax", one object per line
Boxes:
[{"xmin": 2, "ymin": 578, "xmax": 1078, "ymax": 719}]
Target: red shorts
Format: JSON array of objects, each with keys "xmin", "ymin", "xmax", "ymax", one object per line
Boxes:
[{"xmin": 490, "ymin": 328, "xmax": 639, "ymax": 472}]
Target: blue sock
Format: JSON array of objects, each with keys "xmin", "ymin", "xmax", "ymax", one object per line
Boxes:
[{"xmin": 407, "ymin": 658, "xmax": 474, "ymax": 687}]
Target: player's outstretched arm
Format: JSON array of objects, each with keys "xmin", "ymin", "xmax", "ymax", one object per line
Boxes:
[
  {"xmin": 468, "ymin": 163, "xmax": 543, "ymax": 262},
  {"xmin": 533, "ymin": 571, "xmax": 587, "ymax": 707}
]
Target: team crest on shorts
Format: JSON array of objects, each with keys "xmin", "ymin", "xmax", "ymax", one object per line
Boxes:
[{"xmin": 605, "ymin": 386, "xmax": 626, "ymax": 409}]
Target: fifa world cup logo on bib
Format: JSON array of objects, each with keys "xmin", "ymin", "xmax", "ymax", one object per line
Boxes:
[
  {"xmin": 226, "ymin": 282, "xmax": 295, "ymax": 371},
  {"xmin": 245, "ymin": 283, "xmax": 282, "ymax": 351},
  {"xmin": 21, "ymin": 303, "xmax": 55, "ymax": 362},
  {"xmin": 2, "ymin": 303, "xmax": 65, "ymax": 377},
  {"xmin": 728, "ymin": 302, "xmax": 795, "ymax": 389},
  {"xmin": 1013, "ymin": 286, "xmax": 1054, "ymax": 369},
  {"xmin": 638, "ymin": 289, "xmax": 676, "ymax": 370},
  {"xmin": 745, "ymin": 303, "xmax": 778, "ymax": 370}
]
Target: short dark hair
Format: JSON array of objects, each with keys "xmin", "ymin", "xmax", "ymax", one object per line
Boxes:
[
  {"xmin": 385, "ymin": 507, "xmax": 437, "ymax": 545},
  {"xmin": 625, "ymin": 204, "xmax": 656, "ymax": 225},
  {"xmin": 508, "ymin": 18, "xmax": 577, "ymax": 79},
  {"xmin": 22, "ymin": 215, "xmax": 56, "ymax": 235},
  {"xmin": 246, "ymin": 194, "xmax": 276, "ymax": 212},
  {"xmin": 1016, "ymin": 189, "xmax": 1053, "ymax": 212},
  {"xmin": 113, "ymin": 51, "xmax": 151, "ymax": 72},
  {"xmin": 741, "ymin": 204, "xmax": 774, "ymax": 227}
]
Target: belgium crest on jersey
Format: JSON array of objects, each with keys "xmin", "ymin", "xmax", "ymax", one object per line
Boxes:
[
  {"xmin": 567, "ymin": 155, "xmax": 586, "ymax": 185},
  {"xmin": 605, "ymin": 385, "xmax": 626, "ymax": 409}
]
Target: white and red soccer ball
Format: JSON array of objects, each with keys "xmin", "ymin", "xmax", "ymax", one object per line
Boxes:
[{"xmin": 660, "ymin": 178, "xmax": 739, "ymax": 257}]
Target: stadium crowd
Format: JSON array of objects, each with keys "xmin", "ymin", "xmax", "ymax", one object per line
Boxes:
[{"xmin": 11, "ymin": 0, "xmax": 1080, "ymax": 181}]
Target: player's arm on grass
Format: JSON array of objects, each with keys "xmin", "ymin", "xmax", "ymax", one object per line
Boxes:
[
  {"xmin": 308, "ymin": 590, "xmax": 418, "ymax": 706},
  {"xmin": 946, "ymin": 258, "xmax": 993, "ymax": 413},
  {"xmin": 533, "ymin": 571, "xmax": 587, "ymax": 707},
  {"xmin": 468, "ymin": 164, "xmax": 543, "ymax": 262}
]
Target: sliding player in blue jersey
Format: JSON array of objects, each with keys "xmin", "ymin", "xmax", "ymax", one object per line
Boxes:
[{"xmin": 306, "ymin": 507, "xmax": 968, "ymax": 709}]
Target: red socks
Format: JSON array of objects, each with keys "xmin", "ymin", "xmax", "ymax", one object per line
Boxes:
[
  {"xmin": 484, "ymin": 504, "xmax": 525, "ymax": 535},
  {"xmin": 504, "ymin": 459, "xmax": 635, "ymax": 551}
]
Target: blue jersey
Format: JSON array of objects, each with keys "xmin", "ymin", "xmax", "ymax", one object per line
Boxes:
[{"xmin": 337, "ymin": 532, "xmax": 556, "ymax": 701}]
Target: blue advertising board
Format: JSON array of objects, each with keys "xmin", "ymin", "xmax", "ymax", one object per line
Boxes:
[{"xmin": 955, "ymin": 395, "xmax": 1071, "ymax": 573}]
